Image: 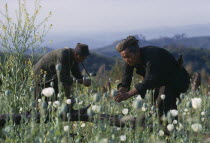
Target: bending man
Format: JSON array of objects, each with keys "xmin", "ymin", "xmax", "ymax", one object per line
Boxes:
[
  {"xmin": 115, "ymin": 36, "xmax": 190, "ymax": 121},
  {"xmin": 33, "ymin": 43, "xmax": 91, "ymax": 105}
]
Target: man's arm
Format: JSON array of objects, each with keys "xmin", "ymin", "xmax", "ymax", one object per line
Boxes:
[
  {"xmin": 117, "ymin": 63, "xmax": 134, "ymax": 92},
  {"xmin": 71, "ymin": 63, "xmax": 91, "ymax": 87},
  {"xmin": 71, "ymin": 62, "xmax": 83, "ymax": 81},
  {"xmin": 115, "ymin": 60, "xmax": 161, "ymax": 102},
  {"xmin": 134, "ymin": 60, "xmax": 161, "ymax": 98}
]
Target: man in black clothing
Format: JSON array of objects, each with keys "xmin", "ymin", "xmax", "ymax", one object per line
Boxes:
[
  {"xmin": 33, "ymin": 43, "xmax": 91, "ymax": 102},
  {"xmin": 115, "ymin": 36, "xmax": 190, "ymax": 121}
]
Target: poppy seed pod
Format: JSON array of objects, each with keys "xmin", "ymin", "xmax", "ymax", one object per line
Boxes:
[{"xmin": 56, "ymin": 64, "xmax": 62, "ymax": 72}]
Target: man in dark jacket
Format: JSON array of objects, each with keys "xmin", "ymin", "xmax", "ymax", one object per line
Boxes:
[
  {"xmin": 33, "ymin": 43, "xmax": 91, "ymax": 102},
  {"xmin": 115, "ymin": 36, "xmax": 190, "ymax": 121}
]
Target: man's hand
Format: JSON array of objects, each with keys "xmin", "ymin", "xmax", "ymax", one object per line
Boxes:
[
  {"xmin": 115, "ymin": 88, "xmax": 139, "ymax": 102},
  {"xmin": 118, "ymin": 87, "xmax": 129, "ymax": 94},
  {"xmin": 83, "ymin": 79, "xmax": 91, "ymax": 87},
  {"xmin": 115, "ymin": 92, "xmax": 131, "ymax": 102}
]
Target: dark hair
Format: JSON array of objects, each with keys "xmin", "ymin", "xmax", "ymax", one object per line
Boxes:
[
  {"xmin": 124, "ymin": 43, "xmax": 139, "ymax": 53},
  {"xmin": 74, "ymin": 43, "xmax": 90, "ymax": 57}
]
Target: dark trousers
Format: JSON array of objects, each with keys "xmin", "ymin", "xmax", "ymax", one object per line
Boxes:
[{"xmin": 153, "ymin": 85, "xmax": 179, "ymax": 123}]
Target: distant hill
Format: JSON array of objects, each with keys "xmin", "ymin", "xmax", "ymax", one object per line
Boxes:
[
  {"xmin": 94, "ymin": 36, "xmax": 210, "ymax": 57},
  {"xmin": 80, "ymin": 52, "xmax": 115, "ymax": 73},
  {"xmin": 45, "ymin": 23, "xmax": 210, "ymax": 49}
]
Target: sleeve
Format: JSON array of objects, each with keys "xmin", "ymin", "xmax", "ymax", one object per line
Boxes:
[
  {"xmin": 117, "ymin": 63, "xmax": 134, "ymax": 90},
  {"xmin": 71, "ymin": 62, "xmax": 83, "ymax": 79},
  {"xmin": 134, "ymin": 60, "xmax": 162, "ymax": 98},
  {"xmin": 56, "ymin": 51, "xmax": 73, "ymax": 86}
]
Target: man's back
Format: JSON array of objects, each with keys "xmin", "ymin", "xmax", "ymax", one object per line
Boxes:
[
  {"xmin": 140, "ymin": 46, "xmax": 190, "ymax": 92},
  {"xmin": 140, "ymin": 46, "xmax": 180, "ymax": 79},
  {"xmin": 120, "ymin": 46, "xmax": 190, "ymax": 94},
  {"xmin": 33, "ymin": 48, "xmax": 71, "ymax": 74},
  {"xmin": 33, "ymin": 48, "xmax": 76, "ymax": 84}
]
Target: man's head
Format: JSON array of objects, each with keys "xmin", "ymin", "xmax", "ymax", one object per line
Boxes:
[
  {"xmin": 74, "ymin": 43, "xmax": 90, "ymax": 62},
  {"xmin": 116, "ymin": 36, "xmax": 140, "ymax": 66}
]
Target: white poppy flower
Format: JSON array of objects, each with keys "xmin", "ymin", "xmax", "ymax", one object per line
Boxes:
[
  {"xmin": 167, "ymin": 124, "xmax": 174, "ymax": 131},
  {"xmin": 120, "ymin": 135, "xmax": 126, "ymax": 141},
  {"xmin": 173, "ymin": 120, "xmax": 178, "ymax": 124},
  {"xmin": 184, "ymin": 108, "xmax": 188, "ymax": 112},
  {"xmin": 19, "ymin": 107, "xmax": 23, "ymax": 113},
  {"xmin": 122, "ymin": 108, "xmax": 129, "ymax": 115},
  {"xmin": 142, "ymin": 107, "xmax": 147, "ymax": 112},
  {"xmin": 41, "ymin": 87, "xmax": 55, "ymax": 97},
  {"xmin": 158, "ymin": 130, "xmax": 164, "ymax": 136},
  {"xmin": 191, "ymin": 98, "xmax": 202, "ymax": 109},
  {"xmin": 66, "ymin": 99, "xmax": 72, "ymax": 104},
  {"xmin": 63, "ymin": 125, "xmax": 69, "ymax": 132},
  {"xmin": 92, "ymin": 105, "xmax": 101, "ymax": 112},
  {"xmin": 170, "ymin": 109, "xmax": 178, "ymax": 117},
  {"xmin": 53, "ymin": 101, "xmax": 60, "ymax": 108},
  {"xmin": 201, "ymin": 111, "xmax": 205, "ymax": 116},
  {"xmin": 160, "ymin": 94, "xmax": 165, "ymax": 100},
  {"xmin": 191, "ymin": 123, "xmax": 202, "ymax": 132},
  {"xmin": 73, "ymin": 124, "xmax": 77, "ymax": 128},
  {"xmin": 81, "ymin": 123, "xmax": 86, "ymax": 128},
  {"xmin": 161, "ymin": 115, "xmax": 167, "ymax": 122},
  {"xmin": 48, "ymin": 101, "xmax": 52, "ymax": 105},
  {"xmin": 78, "ymin": 101, "xmax": 83, "ymax": 105}
]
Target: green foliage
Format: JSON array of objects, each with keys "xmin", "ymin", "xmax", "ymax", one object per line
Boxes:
[
  {"xmin": 81, "ymin": 52, "xmax": 115, "ymax": 73},
  {"xmin": 0, "ymin": 0, "xmax": 52, "ymax": 61},
  {"xmin": 164, "ymin": 45, "xmax": 210, "ymax": 73},
  {"xmin": 0, "ymin": 59, "xmax": 210, "ymax": 142},
  {"xmin": 0, "ymin": 0, "xmax": 51, "ymax": 113}
]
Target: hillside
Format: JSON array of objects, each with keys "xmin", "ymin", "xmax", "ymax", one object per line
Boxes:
[
  {"xmin": 80, "ymin": 52, "xmax": 115, "ymax": 73},
  {"xmin": 94, "ymin": 36, "xmax": 210, "ymax": 57}
]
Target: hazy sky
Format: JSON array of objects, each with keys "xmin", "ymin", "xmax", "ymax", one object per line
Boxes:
[{"xmin": 1, "ymin": 0, "xmax": 210, "ymax": 35}]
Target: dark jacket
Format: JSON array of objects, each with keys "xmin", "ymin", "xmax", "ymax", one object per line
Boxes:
[
  {"xmin": 118, "ymin": 46, "xmax": 190, "ymax": 98},
  {"xmin": 33, "ymin": 48, "xmax": 83, "ymax": 86}
]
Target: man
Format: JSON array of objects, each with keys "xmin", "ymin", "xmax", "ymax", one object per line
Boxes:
[
  {"xmin": 33, "ymin": 43, "xmax": 91, "ymax": 103},
  {"xmin": 115, "ymin": 36, "xmax": 190, "ymax": 122}
]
